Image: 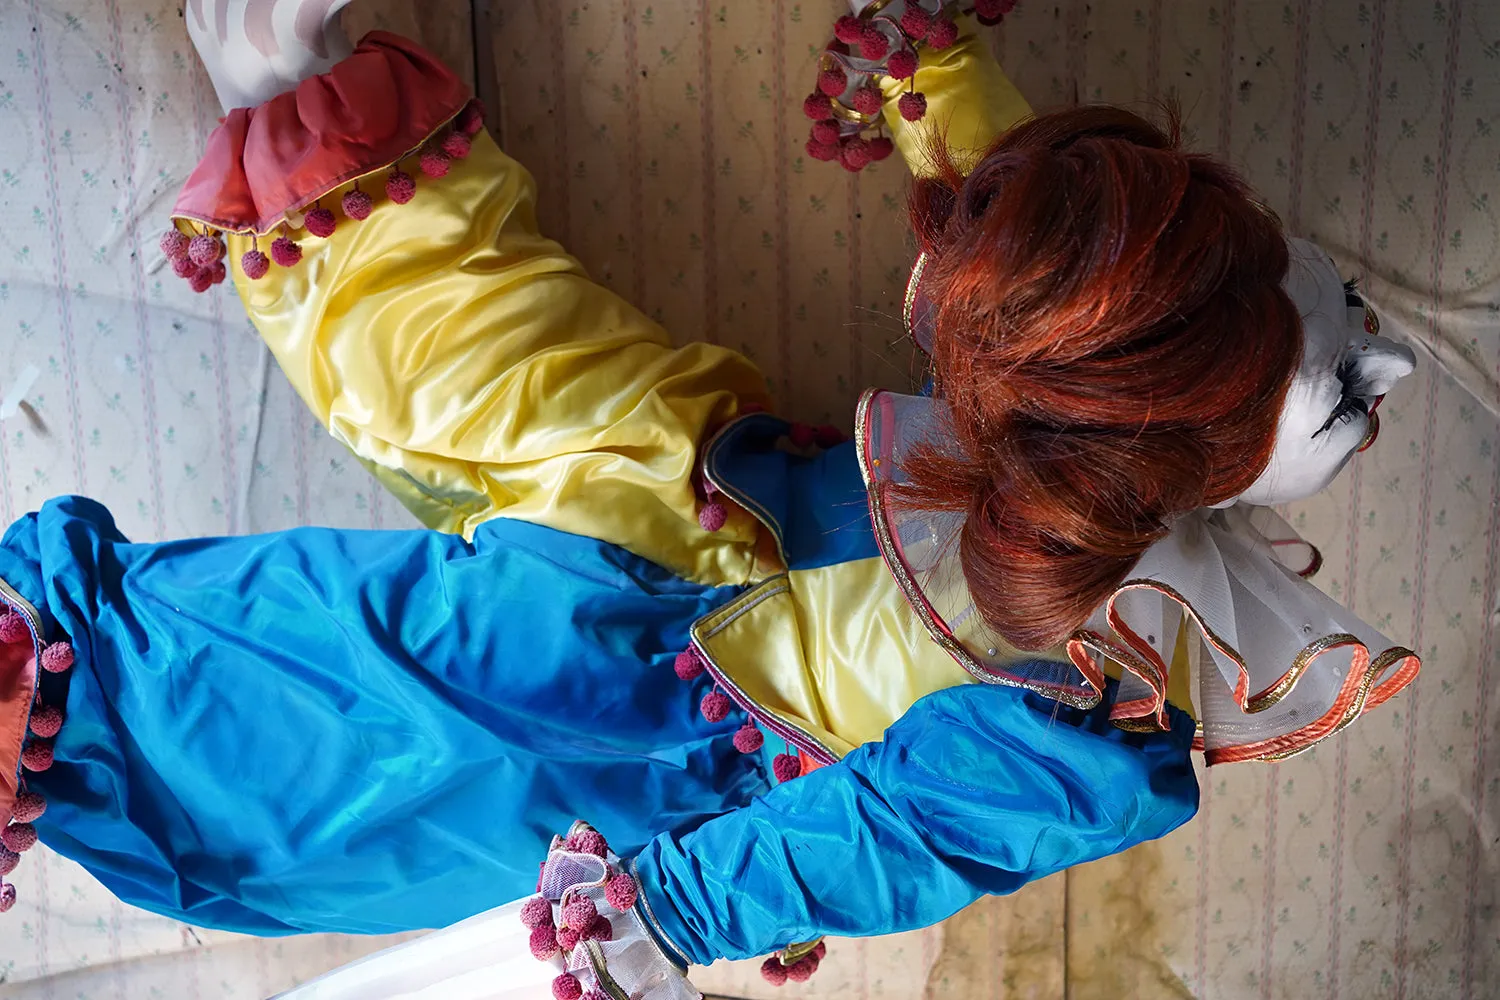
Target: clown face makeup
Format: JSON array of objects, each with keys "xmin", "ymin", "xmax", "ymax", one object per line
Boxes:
[{"xmin": 1234, "ymin": 237, "xmax": 1417, "ymax": 507}]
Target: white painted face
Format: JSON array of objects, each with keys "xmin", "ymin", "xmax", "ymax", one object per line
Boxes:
[{"xmin": 1233, "ymin": 237, "xmax": 1417, "ymax": 507}]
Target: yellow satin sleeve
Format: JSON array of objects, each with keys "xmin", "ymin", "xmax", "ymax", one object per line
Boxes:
[
  {"xmin": 878, "ymin": 15, "xmax": 1032, "ymax": 177},
  {"xmin": 224, "ymin": 132, "xmax": 771, "ymax": 588}
]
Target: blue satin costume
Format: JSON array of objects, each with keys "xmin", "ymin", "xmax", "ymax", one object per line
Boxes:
[{"xmin": 0, "ymin": 24, "xmax": 1200, "ymax": 966}]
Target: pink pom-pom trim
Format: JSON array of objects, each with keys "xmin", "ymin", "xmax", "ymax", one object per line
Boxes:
[
  {"xmin": 761, "ymin": 956, "xmax": 789, "ymax": 986},
  {"xmin": 457, "ymin": 100, "xmax": 485, "ymax": 136},
  {"xmin": 813, "ymin": 941, "xmax": 828, "ymax": 959},
  {"xmin": 586, "ymin": 914, "xmax": 613, "ymax": 941},
  {"xmin": 561, "ymin": 895, "xmax": 597, "ymax": 930},
  {"xmin": 10, "ymin": 792, "xmax": 46, "ymax": 824},
  {"xmin": 806, "ymin": 138, "xmax": 840, "ymax": 162},
  {"xmin": 529, "ymin": 923, "xmax": 560, "ymax": 959},
  {"xmin": 552, "ymin": 973, "xmax": 583, "ymax": 1000},
  {"xmin": 773, "ymin": 753, "xmax": 802, "ymax": 782},
  {"xmin": 0, "ymin": 847, "xmax": 18, "ymax": 876},
  {"xmin": 556, "ymin": 924, "xmax": 580, "ymax": 951},
  {"xmin": 898, "ymin": 90, "xmax": 928, "ymax": 121},
  {"xmin": 851, "ymin": 86, "xmax": 883, "ymax": 116},
  {"xmin": 160, "ymin": 230, "xmax": 190, "ymax": 259},
  {"xmin": 1, "ymin": 823, "xmax": 37, "ymax": 853},
  {"xmin": 172, "ymin": 256, "xmax": 197, "ymax": 278},
  {"xmin": 441, "ymin": 132, "xmax": 472, "ymax": 158},
  {"xmin": 387, "ymin": 170, "xmax": 417, "ymax": 205},
  {"xmin": 817, "ymin": 66, "xmax": 848, "ymax": 97},
  {"xmin": 0, "ymin": 612, "xmax": 28, "ymax": 644},
  {"xmin": 40, "ymin": 642, "xmax": 74, "ymax": 675},
  {"xmin": 698, "ymin": 502, "xmax": 728, "ymax": 532},
  {"xmin": 28, "ymin": 705, "xmax": 62, "ymax": 739},
  {"xmin": 188, "ymin": 234, "xmax": 225, "ymax": 267},
  {"xmin": 571, "ymin": 830, "xmax": 608, "ymax": 858},
  {"xmin": 604, "ymin": 872, "xmax": 638, "ymax": 911},
  {"xmin": 21, "ymin": 741, "xmax": 53, "ymax": 772},
  {"xmin": 674, "ymin": 648, "xmax": 705, "ymax": 681},
  {"xmin": 899, "ymin": 6, "xmax": 933, "ymax": 39},
  {"xmin": 811, "ymin": 120, "xmax": 840, "ymax": 146},
  {"xmin": 0, "ymin": 883, "xmax": 15, "ymax": 913},
  {"xmin": 886, "ymin": 48, "xmax": 918, "ymax": 81},
  {"xmin": 419, "ymin": 149, "xmax": 452, "ymax": 178},
  {"xmin": 305, "ymin": 207, "xmax": 338, "ymax": 238},
  {"xmin": 926, "ymin": 17, "xmax": 959, "ymax": 49},
  {"xmin": 270, "ymin": 236, "xmax": 303, "ymax": 268},
  {"xmin": 786, "ymin": 957, "xmax": 816, "ymax": 982},
  {"xmin": 188, "ymin": 269, "xmax": 214, "ymax": 294},
  {"xmin": 242, "ymin": 249, "xmax": 271, "ymax": 280},
  {"xmin": 520, "ymin": 896, "xmax": 553, "ymax": 928},
  {"xmin": 343, "ymin": 188, "xmax": 374, "ymax": 221},
  {"xmin": 700, "ymin": 689, "xmax": 731, "ymax": 723},
  {"xmin": 733, "ymin": 723, "xmax": 764, "ymax": 754},
  {"xmin": 833, "ymin": 15, "xmax": 864, "ymax": 44},
  {"xmin": 803, "ymin": 92, "xmax": 830, "ymax": 120}
]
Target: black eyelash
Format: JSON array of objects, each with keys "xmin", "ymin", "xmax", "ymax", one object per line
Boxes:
[
  {"xmin": 1313, "ymin": 357, "xmax": 1371, "ymax": 438},
  {"xmin": 1343, "ymin": 276, "xmax": 1363, "ymax": 308}
]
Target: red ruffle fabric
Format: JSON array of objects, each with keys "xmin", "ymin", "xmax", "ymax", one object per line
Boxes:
[{"xmin": 172, "ymin": 32, "xmax": 470, "ymax": 235}]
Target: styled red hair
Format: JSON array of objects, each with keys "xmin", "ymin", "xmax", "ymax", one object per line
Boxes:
[{"xmin": 898, "ymin": 106, "xmax": 1302, "ymax": 651}]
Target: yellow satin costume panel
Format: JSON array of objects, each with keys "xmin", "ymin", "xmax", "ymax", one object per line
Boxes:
[{"xmin": 223, "ymin": 132, "xmax": 769, "ymax": 588}]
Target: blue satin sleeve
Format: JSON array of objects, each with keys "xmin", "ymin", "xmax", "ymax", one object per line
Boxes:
[{"xmin": 633, "ymin": 679, "xmax": 1199, "ymax": 964}]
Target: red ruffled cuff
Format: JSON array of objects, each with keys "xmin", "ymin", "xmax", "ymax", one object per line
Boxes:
[{"xmin": 172, "ymin": 31, "xmax": 473, "ymax": 236}]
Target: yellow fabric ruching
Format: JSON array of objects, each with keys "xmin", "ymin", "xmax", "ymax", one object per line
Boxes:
[
  {"xmin": 879, "ymin": 15, "xmax": 1033, "ymax": 177},
  {"xmin": 224, "ymin": 131, "xmax": 771, "ymax": 589}
]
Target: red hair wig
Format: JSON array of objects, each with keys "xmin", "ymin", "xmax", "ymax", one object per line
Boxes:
[{"xmin": 897, "ymin": 106, "xmax": 1302, "ymax": 651}]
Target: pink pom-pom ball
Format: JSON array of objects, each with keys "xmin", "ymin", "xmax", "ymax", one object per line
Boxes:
[
  {"xmin": 457, "ymin": 100, "xmax": 486, "ymax": 136},
  {"xmin": 868, "ymin": 136, "xmax": 895, "ymax": 161},
  {"xmin": 188, "ymin": 269, "xmax": 214, "ymax": 294},
  {"xmin": 387, "ymin": 170, "xmax": 418, "ymax": 204},
  {"xmin": 242, "ymin": 249, "xmax": 271, "ymax": 280},
  {"xmin": 343, "ymin": 188, "xmax": 374, "ymax": 220},
  {"xmin": 886, "ymin": 48, "xmax": 918, "ymax": 81},
  {"xmin": 604, "ymin": 872, "xmax": 638, "ymax": 911},
  {"xmin": 556, "ymin": 924, "xmax": 580, "ymax": 951},
  {"xmin": 1, "ymin": 823, "xmax": 37, "ymax": 853},
  {"xmin": 561, "ymin": 895, "xmax": 598, "ymax": 930},
  {"xmin": 305, "ymin": 207, "xmax": 338, "ymax": 239},
  {"xmin": 28, "ymin": 705, "xmax": 62, "ymax": 739},
  {"xmin": 529, "ymin": 923, "xmax": 560, "ymax": 959},
  {"xmin": 172, "ymin": 255, "xmax": 197, "ymax": 278},
  {"xmin": 520, "ymin": 896, "xmax": 553, "ymax": 929},
  {"xmin": 441, "ymin": 132, "xmax": 472, "ymax": 159},
  {"xmin": 786, "ymin": 957, "xmax": 816, "ymax": 982},
  {"xmin": 773, "ymin": 753, "xmax": 802, "ymax": 782},
  {"xmin": 761, "ymin": 957, "xmax": 789, "ymax": 986},
  {"xmin": 817, "ymin": 66, "xmax": 848, "ymax": 98},
  {"xmin": 806, "ymin": 138, "xmax": 840, "ymax": 162},
  {"xmin": 552, "ymin": 973, "xmax": 584, "ymax": 1000},
  {"xmin": 975, "ymin": 0, "xmax": 1018, "ymax": 25},
  {"xmin": 571, "ymin": 830, "xmax": 608, "ymax": 858},
  {"xmin": 840, "ymin": 138, "xmax": 873, "ymax": 172},
  {"xmin": 833, "ymin": 15, "xmax": 864, "ymax": 44},
  {"xmin": 270, "ymin": 236, "xmax": 303, "ymax": 268},
  {"xmin": 898, "ymin": 90, "xmax": 928, "ymax": 122},
  {"xmin": 420, "ymin": 148, "xmax": 452, "ymax": 178},
  {"xmin": 858, "ymin": 26, "xmax": 890, "ymax": 61},
  {"xmin": 899, "ymin": 6, "xmax": 933, "ymax": 38},
  {"xmin": 0, "ymin": 612, "xmax": 28, "ymax": 644},
  {"xmin": 160, "ymin": 230, "xmax": 190, "ymax": 259},
  {"xmin": 674, "ymin": 648, "xmax": 705, "ymax": 681},
  {"xmin": 587, "ymin": 914, "xmax": 613, "ymax": 941},
  {"xmin": 810, "ymin": 119, "xmax": 840, "ymax": 146},
  {"xmin": 21, "ymin": 740, "xmax": 53, "ymax": 772},
  {"xmin": 813, "ymin": 941, "xmax": 828, "ymax": 959},
  {"xmin": 0, "ymin": 847, "xmax": 18, "ymax": 876},
  {"xmin": 10, "ymin": 792, "xmax": 46, "ymax": 824},
  {"xmin": 700, "ymin": 689, "xmax": 731, "ymax": 723},
  {"xmin": 851, "ymin": 86, "xmax": 883, "ymax": 115},
  {"xmin": 0, "ymin": 883, "xmax": 15, "ymax": 913},
  {"xmin": 733, "ymin": 723, "xmax": 764, "ymax": 754},
  {"xmin": 802, "ymin": 92, "xmax": 830, "ymax": 120},
  {"xmin": 926, "ymin": 17, "xmax": 959, "ymax": 49},
  {"xmin": 788, "ymin": 422, "xmax": 816, "ymax": 448},
  {"xmin": 698, "ymin": 502, "xmax": 728, "ymax": 532},
  {"xmin": 581, "ymin": 991, "xmax": 609, "ymax": 1000},
  {"xmin": 208, "ymin": 261, "xmax": 228, "ymax": 285},
  {"xmin": 188, "ymin": 234, "xmax": 225, "ymax": 266}
]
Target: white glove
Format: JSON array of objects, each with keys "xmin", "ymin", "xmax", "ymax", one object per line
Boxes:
[
  {"xmin": 521, "ymin": 822, "xmax": 701, "ymax": 1000},
  {"xmin": 185, "ymin": 0, "xmax": 356, "ymax": 112}
]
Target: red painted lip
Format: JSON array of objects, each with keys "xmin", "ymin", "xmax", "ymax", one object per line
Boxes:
[{"xmin": 1358, "ymin": 410, "xmax": 1381, "ymax": 452}]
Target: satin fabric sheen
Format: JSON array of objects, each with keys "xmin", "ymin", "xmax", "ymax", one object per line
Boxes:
[{"xmin": 3, "ymin": 497, "xmax": 762, "ymax": 934}]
